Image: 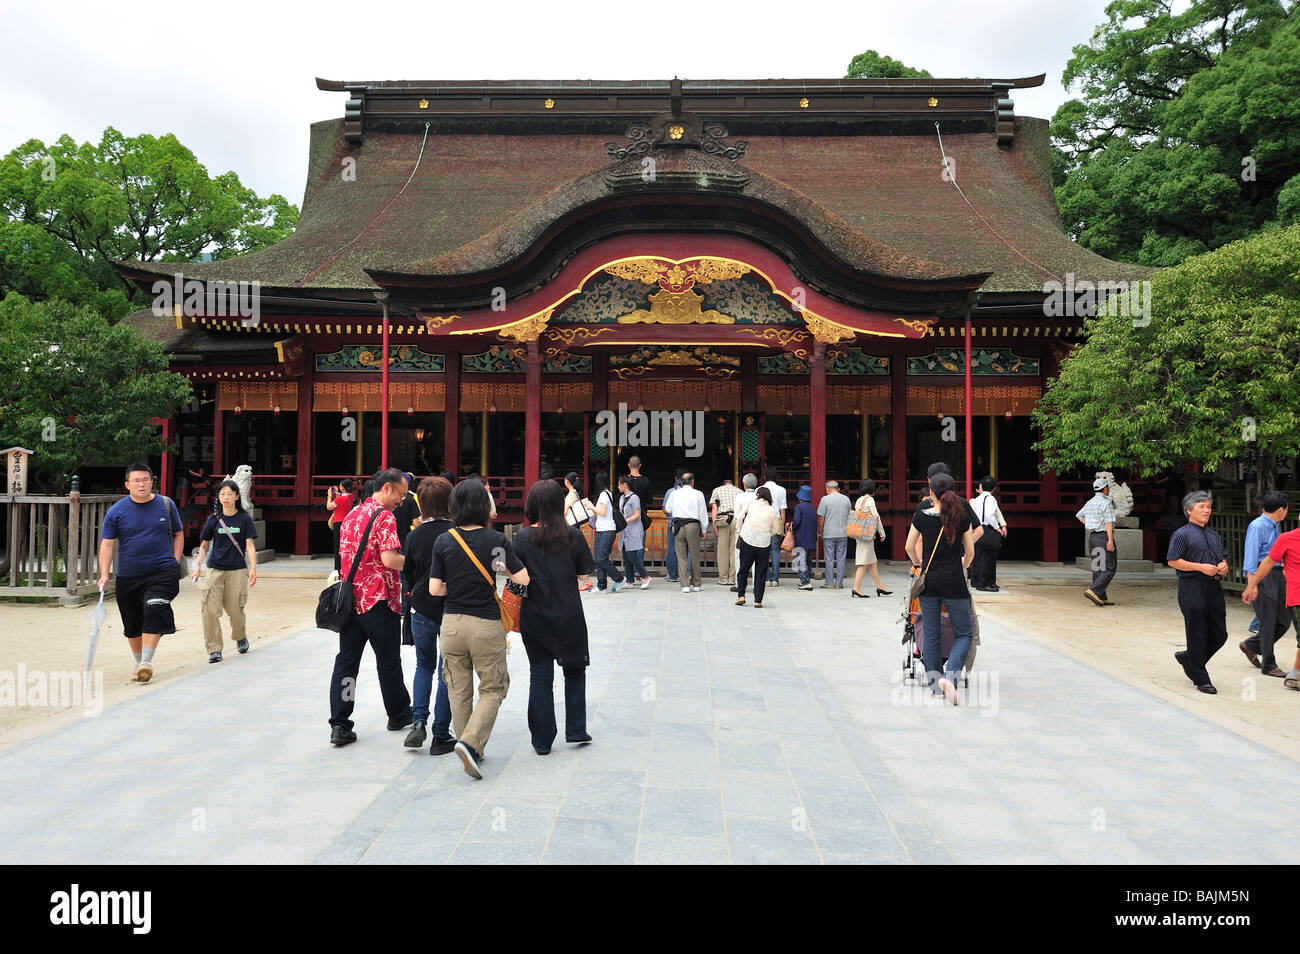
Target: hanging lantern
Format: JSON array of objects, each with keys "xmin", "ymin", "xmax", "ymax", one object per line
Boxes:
[
  {"xmin": 703, "ymin": 402, "xmax": 710, "ymax": 414},
  {"xmin": 786, "ymin": 408, "xmax": 794, "ymax": 419},
  {"xmin": 273, "ymin": 402, "xmax": 281, "ymax": 416},
  {"xmin": 233, "ymin": 404, "xmax": 242, "ymax": 416},
  {"xmin": 1005, "ymin": 409, "xmax": 1013, "ymax": 419},
  {"xmin": 489, "ymin": 402, "xmax": 497, "ymax": 414},
  {"xmin": 341, "ymin": 402, "xmax": 349, "ymax": 416},
  {"xmin": 853, "ymin": 406, "xmax": 861, "ymax": 417},
  {"xmin": 407, "ymin": 404, "xmax": 415, "ymax": 416},
  {"xmin": 556, "ymin": 405, "xmax": 564, "ymax": 417},
  {"xmin": 414, "ymin": 428, "xmax": 425, "ymax": 442}
]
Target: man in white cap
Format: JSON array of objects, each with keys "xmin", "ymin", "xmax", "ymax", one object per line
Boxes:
[{"xmin": 1076, "ymin": 477, "xmax": 1117, "ymax": 606}]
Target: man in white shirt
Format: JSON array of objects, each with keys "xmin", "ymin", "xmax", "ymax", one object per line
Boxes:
[
  {"xmin": 762, "ymin": 465, "xmax": 788, "ymax": 586},
  {"xmin": 668, "ymin": 471, "xmax": 709, "ymax": 592},
  {"xmin": 969, "ymin": 475, "xmax": 1007, "ymax": 591},
  {"xmin": 729, "ymin": 473, "xmax": 759, "ymax": 592}
]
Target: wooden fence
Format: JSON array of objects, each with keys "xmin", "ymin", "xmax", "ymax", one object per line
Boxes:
[{"xmin": 0, "ymin": 492, "xmax": 118, "ymax": 600}]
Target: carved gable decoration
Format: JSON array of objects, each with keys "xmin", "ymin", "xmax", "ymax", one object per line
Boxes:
[
  {"xmin": 315, "ymin": 345, "xmax": 445, "ymax": 373},
  {"xmin": 906, "ymin": 348, "xmax": 1040, "ymax": 376}
]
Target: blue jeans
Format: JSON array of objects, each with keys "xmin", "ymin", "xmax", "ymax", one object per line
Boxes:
[
  {"xmin": 824, "ymin": 537, "xmax": 848, "ymax": 587},
  {"xmin": 623, "ymin": 548, "xmax": 646, "ymax": 582},
  {"xmin": 768, "ymin": 533, "xmax": 782, "ymax": 582},
  {"xmin": 666, "ymin": 532, "xmax": 679, "ymax": 580},
  {"xmin": 593, "ymin": 530, "xmax": 624, "ymax": 589},
  {"xmin": 919, "ymin": 595, "xmax": 973, "ymax": 691},
  {"xmin": 410, "ymin": 610, "xmax": 452, "ymax": 738},
  {"xmin": 528, "ymin": 657, "xmax": 586, "ymax": 751}
]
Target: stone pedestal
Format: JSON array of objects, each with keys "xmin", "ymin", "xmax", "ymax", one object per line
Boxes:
[{"xmin": 1074, "ymin": 526, "xmax": 1151, "ymax": 573}]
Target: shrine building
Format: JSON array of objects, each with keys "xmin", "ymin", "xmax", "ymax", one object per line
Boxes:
[{"xmin": 116, "ymin": 76, "xmax": 1155, "ymax": 563}]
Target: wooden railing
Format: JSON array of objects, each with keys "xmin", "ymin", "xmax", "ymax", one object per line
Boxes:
[{"xmin": 0, "ymin": 492, "xmax": 119, "ymax": 599}]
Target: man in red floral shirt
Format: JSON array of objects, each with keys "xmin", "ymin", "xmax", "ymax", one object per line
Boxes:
[{"xmin": 329, "ymin": 468, "xmax": 413, "ymax": 746}]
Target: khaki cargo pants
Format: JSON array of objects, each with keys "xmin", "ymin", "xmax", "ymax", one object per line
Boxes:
[
  {"xmin": 199, "ymin": 567, "xmax": 249, "ymax": 653},
  {"xmin": 440, "ymin": 612, "xmax": 510, "ymax": 755}
]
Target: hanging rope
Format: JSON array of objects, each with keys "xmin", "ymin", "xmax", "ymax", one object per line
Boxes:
[
  {"xmin": 295, "ymin": 122, "xmax": 433, "ymax": 287},
  {"xmin": 934, "ymin": 122, "xmax": 1062, "ymax": 283}
]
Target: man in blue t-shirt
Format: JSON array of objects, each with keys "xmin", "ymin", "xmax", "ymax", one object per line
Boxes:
[{"xmin": 98, "ymin": 462, "xmax": 184, "ymax": 683}]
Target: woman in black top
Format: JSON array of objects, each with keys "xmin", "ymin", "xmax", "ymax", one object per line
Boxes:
[
  {"xmin": 512, "ymin": 479, "xmax": 596, "ymax": 754},
  {"xmin": 429, "ymin": 479, "xmax": 529, "ymax": 778},
  {"xmin": 401, "ymin": 477, "xmax": 456, "ymax": 753},
  {"xmin": 905, "ymin": 473, "xmax": 977, "ymax": 705}
]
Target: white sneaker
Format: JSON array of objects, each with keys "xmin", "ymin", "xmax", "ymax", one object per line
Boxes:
[
  {"xmin": 691, "ymin": 586, "xmax": 702, "ymax": 592},
  {"xmin": 640, "ymin": 578, "xmax": 651, "ymax": 589},
  {"xmin": 682, "ymin": 586, "xmax": 691, "ymax": 593}
]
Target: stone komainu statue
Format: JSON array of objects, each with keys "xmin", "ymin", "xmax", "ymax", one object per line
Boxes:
[
  {"xmin": 225, "ymin": 464, "xmax": 254, "ymax": 512},
  {"xmin": 1095, "ymin": 471, "xmax": 1134, "ymax": 520}
]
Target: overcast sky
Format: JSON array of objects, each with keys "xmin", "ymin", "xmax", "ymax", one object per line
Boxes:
[{"xmin": 2, "ymin": 0, "xmax": 1112, "ymax": 204}]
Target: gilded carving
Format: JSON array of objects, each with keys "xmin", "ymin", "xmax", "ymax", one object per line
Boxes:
[
  {"xmin": 893, "ymin": 317, "xmax": 934, "ymax": 335},
  {"xmin": 498, "ymin": 309, "xmax": 554, "ymax": 342},
  {"xmin": 603, "ymin": 257, "xmax": 752, "ymax": 292},
  {"xmin": 802, "ymin": 309, "xmax": 857, "ymax": 344},
  {"xmin": 544, "ymin": 326, "xmax": 613, "ymax": 347},
  {"xmin": 616, "ymin": 288, "xmax": 734, "ymax": 325},
  {"xmin": 423, "ymin": 314, "xmax": 459, "ymax": 333}
]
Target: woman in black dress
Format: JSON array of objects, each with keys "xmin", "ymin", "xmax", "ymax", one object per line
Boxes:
[{"xmin": 512, "ymin": 479, "xmax": 596, "ymax": 754}]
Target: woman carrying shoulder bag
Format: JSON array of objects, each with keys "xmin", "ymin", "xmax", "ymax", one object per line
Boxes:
[
  {"xmin": 904, "ymin": 473, "xmax": 977, "ymax": 705},
  {"xmin": 428, "ymin": 479, "xmax": 529, "ymax": 779},
  {"xmin": 512, "ymin": 479, "xmax": 596, "ymax": 754},
  {"xmin": 851, "ymin": 479, "xmax": 891, "ymax": 598}
]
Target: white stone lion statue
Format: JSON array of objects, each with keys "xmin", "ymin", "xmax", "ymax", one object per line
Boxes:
[
  {"xmin": 1095, "ymin": 471, "xmax": 1133, "ymax": 520},
  {"xmin": 225, "ymin": 464, "xmax": 254, "ymax": 512}
]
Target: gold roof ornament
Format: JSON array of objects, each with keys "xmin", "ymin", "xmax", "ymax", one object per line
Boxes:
[
  {"xmin": 799, "ymin": 97, "xmax": 810, "ymax": 108},
  {"xmin": 418, "ymin": 99, "xmax": 429, "ymax": 109},
  {"xmin": 544, "ymin": 98, "xmax": 555, "ymax": 109},
  {"xmin": 616, "ymin": 288, "xmax": 734, "ymax": 325},
  {"xmin": 928, "ymin": 97, "xmax": 939, "ymax": 107}
]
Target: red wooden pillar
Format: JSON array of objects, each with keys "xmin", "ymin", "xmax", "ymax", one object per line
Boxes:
[
  {"xmin": 593, "ymin": 353, "xmax": 608, "ymax": 413},
  {"xmin": 1040, "ymin": 344, "xmax": 1061, "ymax": 563},
  {"xmin": 809, "ymin": 342, "xmax": 826, "ymax": 506},
  {"xmin": 294, "ymin": 371, "xmax": 313, "ymax": 555},
  {"xmin": 524, "ymin": 339, "xmax": 541, "ymax": 493},
  {"xmin": 444, "ymin": 352, "xmax": 460, "ymax": 477},
  {"xmin": 741, "ymin": 354, "xmax": 757, "ymax": 412},
  {"xmin": 889, "ymin": 353, "xmax": 908, "ymax": 560},
  {"xmin": 964, "ymin": 314, "xmax": 973, "ymax": 499}
]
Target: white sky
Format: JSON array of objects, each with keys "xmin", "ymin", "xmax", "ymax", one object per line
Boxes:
[{"xmin": 1, "ymin": 0, "xmax": 1109, "ymax": 204}]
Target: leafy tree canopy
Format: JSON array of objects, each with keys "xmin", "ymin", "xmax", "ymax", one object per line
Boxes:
[
  {"xmin": 1032, "ymin": 224, "xmax": 1300, "ymax": 491},
  {"xmin": 1052, "ymin": 0, "xmax": 1300, "ymax": 266},
  {"xmin": 0, "ymin": 127, "xmax": 298, "ymax": 321},
  {"xmin": 0, "ymin": 293, "xmax": 193, "ymax": 490},
  {"xmin": 845, "ymin": 50, "xmax": 932, "ymax": 79}
]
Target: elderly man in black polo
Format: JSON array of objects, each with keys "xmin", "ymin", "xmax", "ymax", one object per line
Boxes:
[{"xmin": 1166, "ymin": 490, "xmax": 1230, "ymax": 695}]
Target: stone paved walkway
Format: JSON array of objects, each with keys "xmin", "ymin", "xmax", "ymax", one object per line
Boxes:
[{"xmin": 3, "ymin": 568, "xmax": 1296, "ymax": 864}]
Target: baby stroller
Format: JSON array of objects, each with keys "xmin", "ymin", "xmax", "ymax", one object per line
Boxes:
[{"xmin": 900, "ymin": 586, "xmax": 978, "ymax": 687}]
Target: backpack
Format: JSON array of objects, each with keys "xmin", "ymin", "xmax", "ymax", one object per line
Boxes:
[{"xmin": 605, "ymin": 491, "xmax": 628, "ymax": 532}]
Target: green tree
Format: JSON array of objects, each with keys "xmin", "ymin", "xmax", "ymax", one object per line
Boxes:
[
  {"xmin": 845, "ymin": 50, "xmax": 932, "ymax": 79},
  {"xmin": 1032, "ymin": 224, "xmax": 1300, "ymax": 497},
  {"xmin": 0, "ymin": 293, "xmax": 193, "ymax": 490},
  {"xmin": 1053, "ymin": 0, "xmax": 1300, "ymax": 266},
  {"xmin": 0, "ymin": 127, "xmax": 298, "ymax": 320}
]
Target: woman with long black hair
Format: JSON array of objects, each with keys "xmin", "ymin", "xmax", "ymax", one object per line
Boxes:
[
  {"xmin": 512, "ymin": 480, "xmax": 596, "ymax": 754},
  {"xmin": 193, "ymin": 478, "xmax": 258, "ymax": 663},
  {"xmin": 904, "ymin": 473, "xmax": 977, "ymax": 705}
]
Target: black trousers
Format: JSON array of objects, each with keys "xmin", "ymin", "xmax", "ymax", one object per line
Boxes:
[
  {"xmin": 736, "ymin": 539, "xmax": 771, "ymax": 603},
  {"xmin": 329, "ymin": 601, "xmax": 411, "ymax": 730},
  {"xmin": 1177, "ymin": 576, "xmax": 1228, "ymax": 687},
  {"xmin": 970, "ymin": 529, "xmax": 1002, "ymax": 588},
  {"xmin": 1089, "ymin": 530, "xmax": 1117, "ymax": 598},
  {"xmin": 1245, "ymin": 571, "xmax": 1292, "ymax": 670}
]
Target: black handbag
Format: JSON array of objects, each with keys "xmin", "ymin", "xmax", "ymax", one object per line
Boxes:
[{"xmin": 316, "ymin": 509, "xmax": 382, "ymax": 633}]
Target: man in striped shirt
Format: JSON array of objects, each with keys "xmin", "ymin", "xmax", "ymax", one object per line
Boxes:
[{"xmin": 1076, "ymin": 478, "xmax": 1116, "ymax": 606}]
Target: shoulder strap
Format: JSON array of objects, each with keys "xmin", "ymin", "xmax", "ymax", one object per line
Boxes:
[
  {"xmin": 345, "ymin": 507, "xmax": 384, "ymax": 585},
  {"xmin": 449, "ymin": 529, "xmax": 495, "ymax": 588},
  {"xmin": 215, "ymin": 514, "xmax": 249, "ymax": 567},
  {"xmin": 922, "ymin": 529, "xmax": 943, "ymax": 574}
]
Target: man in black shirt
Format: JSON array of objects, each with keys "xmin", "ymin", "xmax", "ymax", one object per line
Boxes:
[
  {"xmin": 1166, "ymin": 491, "xmax": 1230, "ymax": 694},
  {"xmin": 628, "ymin": 455, "xmax": 654, "ymax": 532}
]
